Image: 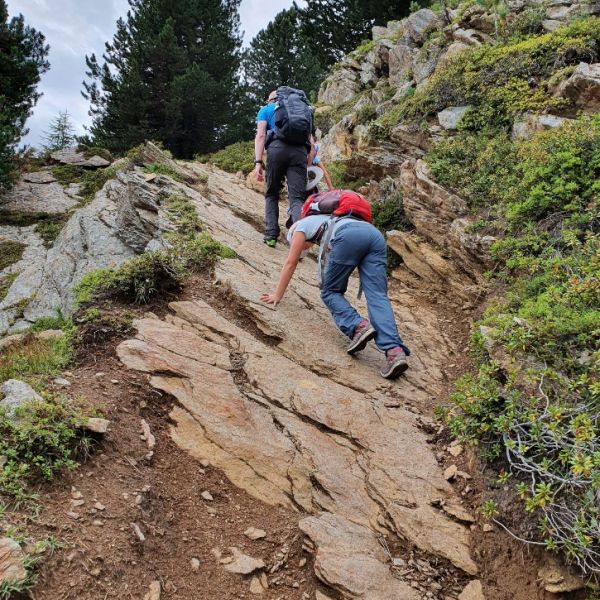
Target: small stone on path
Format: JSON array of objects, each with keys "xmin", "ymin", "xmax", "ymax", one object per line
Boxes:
[
  {"xmin": 444, "ymin": 464, "xmax": 458, "ymax": 480},
  {"xmin": 53, "ymin": 377, "xmax": 71, "ymax": 387},
  {"xmin": 249, "ymin": 576, "xmax": 264, "ymax": 594},
  {"xmin": 448, "ymin": 444, "xmax": 463, "ymax": 457},
  {"xmin": 223, "ymin": 547, "xmax": 265, "ymax": 575},
  {"xmin": 244, "ymin": 527, "xmax": 266, "ymax": 540},
  {"xmin": 191, "ymin": 557, "xmax": 200, "ymax": 572},
  {"xmin": 458, "ymin": 580, "xmax": 485, "ymax": 600},
  {"xmin": 143, "ymin": 580, "xmax": 161, "ymax": 600},
  {"xmin": 201, "ymin": 490, "xmax": 214, "ymax": 501},
  {"xmin": 84, "ymin": 417, "xmax": 110, "ymax": 434}
]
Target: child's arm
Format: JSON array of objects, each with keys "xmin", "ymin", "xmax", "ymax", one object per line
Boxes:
[
  {"xmin": 320, "ymin": 161, "xmax": 334, "ymax": 190},
  {"xmin": 260, "ymin": 232, "xmax": 307, "ymax": 305}
]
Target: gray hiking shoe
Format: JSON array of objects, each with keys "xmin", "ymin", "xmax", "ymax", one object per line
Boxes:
[
  {"xmin": 347, "ymin": 319, "xmax": 376, "ymax": 355},
  {"xmin": 380, "ymin": 347, "xmax": 408, "ymax": 379}
]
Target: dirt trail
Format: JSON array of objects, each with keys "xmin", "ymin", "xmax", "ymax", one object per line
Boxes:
[{"xmin": 111, "ymin": 165, "xmax": 483, "ymax": 599}]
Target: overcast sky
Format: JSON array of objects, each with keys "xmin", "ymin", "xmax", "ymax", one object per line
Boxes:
[{"xmin": 7, "ymin": 0, "xmax": 300, "ymax": 148}]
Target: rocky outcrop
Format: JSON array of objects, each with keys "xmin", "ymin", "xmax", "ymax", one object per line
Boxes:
[
  {"xmin": 400, "ymin": 159, "xmax": 495, "ymax": 282},
  {"xmin": 387, "ymin": 231, "xmax": 477, "ymax": 300},
  {"xmin": 117, "ymin": 165, "xmax": 479, "ymax": 599},
  {"xmin": 50, "ymin": 148, "xmax": 111, "ymax": 168},
  {"xmin": 0, "ymin": 144, "xmax": 201, "ymax": 335},
  {"xmin": 0, "ymin": 538, "xmax": 26, "ymax": 586},
  {"xmin": 0, "ymin": 176, "xmax": 78, "ymax": 215},
  {"xmin": 511, "ymin": 112, "xmax": 572, "ymax": 139},
  {"xmin": 556, "ymin": 62, "xmax": 600, "ymax": 113},
  {"xmin": 437, "ymin": 106, "xmax": 471, "ymax": 129}
]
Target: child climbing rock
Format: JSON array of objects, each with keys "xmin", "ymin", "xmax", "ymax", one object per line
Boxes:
[{"xmin": 260, "ymin": 190, "xmax": 410, "ymax": 379}]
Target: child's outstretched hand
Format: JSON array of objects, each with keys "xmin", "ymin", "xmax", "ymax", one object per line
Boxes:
[{"xmin": 260, "ymin": 293, "xmax": 279, "ymax": 306}]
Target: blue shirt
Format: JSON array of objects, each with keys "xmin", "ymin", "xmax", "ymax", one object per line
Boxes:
[{"xmin": 256, "ymin": 103, "xmax": 276, "ymax": 130}]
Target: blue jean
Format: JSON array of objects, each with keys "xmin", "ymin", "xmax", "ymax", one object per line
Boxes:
[{"xmin": 320, "ymin": 221, "xmax": 410, "ymax": 354}]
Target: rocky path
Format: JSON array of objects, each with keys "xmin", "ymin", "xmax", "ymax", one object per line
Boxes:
[{"xmin": 117, "ymin": 165, "xmax": 479, "ymax": 599}]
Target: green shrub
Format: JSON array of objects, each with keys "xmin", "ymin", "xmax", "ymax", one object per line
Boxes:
[
  {"xmin": 144, "ymin": 162, "xmax": 183, "ymax": 182},
  {"xmin": 357, "ymin": 103, "xmax": 377, "ymax": 125},
  {"xmin": 375, "ymin": 18, "xmax": 600, "ymax": 132},
  {"xmin": 500, "ymin": 5, "xmax": 546, "ymax": 40},
  {"xmin": 74, "ymin": 234, "xmax": 235, "ymax": 305},
  {"xmin": 80, "ymin": 167, "xmax": 118, "ymax": 203},
  {"xmin": 371, "ymin": 186, "xmax": 413, "ymax": 233},
  {"xmin": 164, "ymin": 193, "xmax": 201, "ymax": 239},
  {"xmin": 34, "ymin": 216, "xmax": 68, "ymax": 246},
  {"xmin": 77, "ymin": 144, "xmax": 113, "ymax": 162},
  {"xmin": 0, "ymin": 240, "xmax": 25, "ymax": 271},
  {"xmin": 0, "ymin": 329, "xmax": 74, "ymax": 388},
  {"xmin": 0, "ymin": 396, "xmax": 91, "ymax": 506},
  {"xmin": 200, "ymin": 140, "xmax": 255, "ymax": 174},
  {"xmin": 352, "ymin": 39, "xmax": 375, "ymax": 60},
  {"xmin": 51, "ymin": 164, "xmax": 84, "ymax": 185},
  {"xmin": 439, "ymin": 114, "xmax": 600, "ymax": 572},
  {"xmin": 328, "ymin": 160, "xmax": 347, "ymax": 189}
]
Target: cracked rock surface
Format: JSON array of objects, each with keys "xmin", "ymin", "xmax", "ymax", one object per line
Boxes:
[{"xmin": 117, "ymin": 166, "xmax": 478, "ymax": 598}]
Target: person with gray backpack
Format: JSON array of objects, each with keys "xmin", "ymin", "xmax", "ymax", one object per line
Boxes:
[{"xmin": 253, "ymin": 86, "xmax": 313, "ymax": 248}]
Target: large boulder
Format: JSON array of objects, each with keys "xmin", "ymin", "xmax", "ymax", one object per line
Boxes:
[
  {"xmin": 404, "ymin": 9, "xmax": 443, "ymax": 45},
  {"xmin": 0, "ymin": 178, "xmax": 78, "ymax": 215},
  {"xmin": 0, "ymin": 379, "xmax": 43, "ymax": 416},
  {"xmin": 556, "ymin": 62, "xmax": 600, "ymax": 113},
  {"xmin": 437, "ymin": 106, "xmax": 471, "ymax": 129},
  {"xmin": 50, "ymin": 148, "xmax": 111, "ymax": 168},
  {"xmin": 318, "ymin": 63, "xmax": 361, "ymax": 108},
  {"xmin": 511, "ymin": 113, "xmax": 572, "ymax": 139},
  {"xmin": 389, "ymin": 43, "xmax": 417, "ymax": 87}
]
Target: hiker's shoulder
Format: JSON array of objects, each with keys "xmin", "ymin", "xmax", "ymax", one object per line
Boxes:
[{"xmin": 256, "ymin": 103, "xmax": 274, "ymax": 121}]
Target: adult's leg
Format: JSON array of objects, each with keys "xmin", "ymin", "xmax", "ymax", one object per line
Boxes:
[
  {"xmin": 285, "ymin": 145, "xmax": 308, "ymax": 223},
  {"xmin": 358, "ymin": 230, "xmax": 410, "ymax": 355},
  {"xmin": 264, "ymin": 143, "xmax": 287, "ymax": 240}
]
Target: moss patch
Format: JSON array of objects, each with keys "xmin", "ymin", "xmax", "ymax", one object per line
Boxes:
[
  {"xmin": 375, "ymin": 18, "xmax": 600, "ymax": 133},
  {"xmin": 198, "ymin": 140, "xmax": 255, "ymax": 175},
  {"xmin": 0, "ymin": 240, "xmax": 26, "ymax": 271},
  {"xmin": 0, "ymin": 273, "xmax": 18, "ymax": 302}
]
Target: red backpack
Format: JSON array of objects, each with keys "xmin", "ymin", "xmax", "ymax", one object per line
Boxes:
[{"xmin": 301, "ymin": 189, "xmax": 372, "ymax": 223}]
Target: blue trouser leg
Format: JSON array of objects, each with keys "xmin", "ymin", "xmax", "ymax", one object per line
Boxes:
[
  {"xmin": 320, "ymin": 261, "xmax": 363, "ymax": 337},
  {"xmin": 320, "ymin": 222, "xmax": 410, "ymax": 354},
  {"xmin": 357, "ymin": 234, "xmax": 410, "ymax": 355}
]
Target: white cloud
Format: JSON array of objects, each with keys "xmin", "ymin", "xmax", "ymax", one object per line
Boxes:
[{"xmin": 8, "ymin": 0, "xmax": 294, "ymax": 148}]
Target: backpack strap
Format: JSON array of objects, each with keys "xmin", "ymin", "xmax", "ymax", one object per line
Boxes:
[{"xmin": 317, "ymin": 216, "xmax": 338, "ymax": 289}]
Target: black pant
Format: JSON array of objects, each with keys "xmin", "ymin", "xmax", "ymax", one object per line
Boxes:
[{"xmin": 264, "ymin": 140, "xmax": 307, "ymax": 240}]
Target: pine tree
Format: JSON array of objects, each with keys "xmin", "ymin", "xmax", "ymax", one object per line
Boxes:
[
  {"xmin": 83, "ymin": 0, "xmax": 243, "ymax": 157},
  {"xmin": 0, "ymin": 0, "xmax": 49, "ymax": 189},
  {"xmin": 42, "ymin": 110, "xmax": 76, "ymax": 152},
  {"xmin": 301, "ymin": 0, "xmax": 413, "ymax": 64},
  {"xmin": 243, "ymin": 7, "xmax": 326, "ymax": 102}
]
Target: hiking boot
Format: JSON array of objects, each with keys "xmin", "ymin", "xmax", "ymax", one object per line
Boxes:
[
  {"xmin": 380, "ymin": 347, "xmax": 408, "ymax": 379},
  {"xmin": 264, "ymin": 238, "xmax": 277, "ymax": 248},
  {"xmin": 347, "ymin": 319, "xmax": 376, "ymax": 355}
]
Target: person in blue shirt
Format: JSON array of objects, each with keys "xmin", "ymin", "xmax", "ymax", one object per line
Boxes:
[{"xmin": 253, "ymin": 90, "xmax": 310, "ymax": 248}]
